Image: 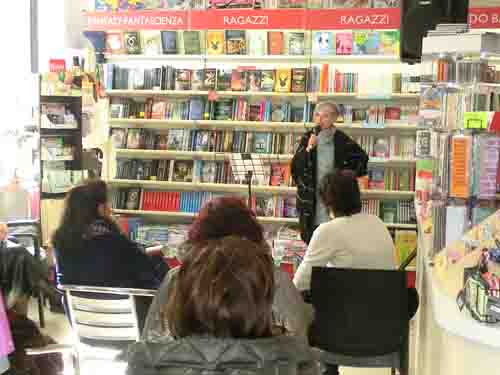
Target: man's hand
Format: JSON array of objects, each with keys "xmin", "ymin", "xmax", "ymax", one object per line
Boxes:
[{"xmin": 306, "ymin": 134, "xmax": 317, "ymax": 152}]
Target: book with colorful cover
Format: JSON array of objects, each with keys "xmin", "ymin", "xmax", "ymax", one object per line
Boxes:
[
  {"xmin": 354, "ymin": 31, "xmax": 380, "ymax": 55},
  {"xmin": 260, "ymin": 70, "xmax": 275, "ymax": 92},
  {"xmin": 201, "ymin": 161, "xmax": 217, "ymax": 183},
  {"xmin": 207, "ymin": 31, "xmax": 225, "ymax": 55},
  {"xmin": 217, "ymin": 69, "xmax": 232, "ymax": 91},
  {"xmin": 161, "ymin": 31, "xmax": 177, "ymax": 54},
  {"xmin": 336, "ymin": 32, "xmax": 353, "ymax": 55},
  {"xmin": 191, "ymin": 69, "xmax": 204, "ymax": 91},
  {"xmin": 172, "ymin": 160, "xmax": 194, "ymax": 182},
  {"xmin": 151, "ymin": 100, "xmax": 167, "ymax": 120},
  {"xmin": 231, "ymin": 69, "xmax": 248, "ymax": 91},
  {"xmin": 183, "ymin": 31, "xmax": 201, "ymax": 54},
  {"xmin": 194, "ymin": 131, "xmax": 210, "ymax": 151},
  {"xmin": 268, "ymin": 32, "xmax": 284, "ymax": 55},
  {"xmin": 253, "ymin": 133, "xmax": 272, "ymax": 153},
  {"xmin": 175, "ymin": 69, "xmax": 192, "ymax": 90},
  {"xmin": 394, "ymin": 230, "xmax": 417, "ymax": 267},
  {"xmin": 275, "ymin": 68, "xmax": 292, "ymax": 93},
  {"xmin": 111, "ymin": 129, "xmax": 127, "ymax": 148},
  {"xmin": 142, "ymin": 31, "xmax": 162, "ymax": 55},
  {"xmin": 106, "ymin": 32, "xmax": 125, "ymax": 54},
  {"xmin": 291, "ymin": 68, "xmax": 307, "ymax": 93},
  {"xmin": 368, "ymin": 166, "xmax": 385, "ymax": 190},
  {"xmin": 189, "ymin": 98, "xmax": 204, "ymax": 120},
  {"xmin": 248, "ymin": 30, "xmax": 267, "ymax": 56},
  {"xmin": 373, "ymin": 137, "xmax": 390, "ymax": 159},
  {"xmin": 248, "ymin": 71, "xmax": 262, "ymax": 92},
  {"xmin": 270, "ymin": 164, "xmax": 291, "ymax": 186},
  {"xmin": 124, "ymin": 31, "xmax": 141, "ymax": 54},
  {"xmin": 126, "ymin": 129, "xmax": 143, "ymax": 149},
  {"xmin": 203, "ymin": 69, "xmax": 217, "ymax": 90},
  {"xmin": 166, "ymin": 129, "xmax": 186, "ymax": 150},
  {"xmin": 254, "ymin": 196, "xmax": 276, "ymax": 217},
  {"xmin": 288, "ymin": 32, "xmax": 305, "ymax": 56},
  {"xmin": 379, "ymin": 30, "xmax": 400, "ymax": 56},
  {"xmin": 313, "ymin": 32, "xmax": 334, "ymax": 55},
  {"xmin": 225, "ymin": 30, "xmax": 246, "ymax": 55}
]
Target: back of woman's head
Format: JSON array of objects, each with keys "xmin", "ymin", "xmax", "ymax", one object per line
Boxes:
[
  {"xmin": 319, "ymin": 169, "xmax": 361, "ymax": 217},
  {"xmin": 52, "ymin": 180, "xmax": 109, "ymax": 251},
  {"xmin": 167, "ymin": 236, "xmax": 274, "ymax": 339},
  {"xmin": 188, "ymin": 197, "xmax": 264, "ymax": 244}
]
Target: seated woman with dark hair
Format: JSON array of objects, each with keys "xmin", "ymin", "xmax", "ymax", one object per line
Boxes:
[
  {"xmin": 293, "ymin": 169, "xmax": 395, "ymax": 292},
  {"xmin": 52, "ymin": 180, "xmax": 168, "ymax": 328},
  {"xmin": 127, "ymin": 236, "xmax": 318, "ymax": 375},
  {"xmin": 143, "ymin": 196, "xmax": 313, "ymax": 341}
]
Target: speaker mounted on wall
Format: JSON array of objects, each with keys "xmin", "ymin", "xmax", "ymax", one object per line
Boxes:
[{"xmin": 400, "ymin": 0, "xmax": 469, "ymax": 64}]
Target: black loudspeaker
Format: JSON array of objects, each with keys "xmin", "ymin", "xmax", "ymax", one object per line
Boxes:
[{"xmin": 400, "ymin": 0, "xmax": 469, "ymax": 63}]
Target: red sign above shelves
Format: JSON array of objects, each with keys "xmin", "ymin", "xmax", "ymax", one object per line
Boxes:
[{"xmin": 85, "ymin": 7, "xmax": 500, "ymax": 31}]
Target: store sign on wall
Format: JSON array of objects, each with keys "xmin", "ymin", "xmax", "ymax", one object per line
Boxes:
[
  {"xmin": 469, "ymin": 8, "xmax": 500, "ymax": 29},
  {"xmin": 85, "ymin": 7, "xmax": 500, "ymax": 31},
  {"xmin": 86, "ymin": 10, "xmax": 188, "ymax": 30},
  {"xmin": 85, "ymin": 8, "xmax": 400, "ymax": 30}
]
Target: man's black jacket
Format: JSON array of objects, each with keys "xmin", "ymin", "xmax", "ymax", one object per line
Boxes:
[{"xmin": 291, "ymin": 128, "xmax": 369, "ymax": 244}]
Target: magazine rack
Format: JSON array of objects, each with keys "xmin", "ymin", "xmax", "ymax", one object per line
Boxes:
[{"xmin": 229, "ymin": 153, "xmax": 287, "ymax": 207}]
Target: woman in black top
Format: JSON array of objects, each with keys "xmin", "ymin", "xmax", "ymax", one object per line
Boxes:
[{"xmin": 52, "ymin": 180, "xmax": 167, "ymax": 329}]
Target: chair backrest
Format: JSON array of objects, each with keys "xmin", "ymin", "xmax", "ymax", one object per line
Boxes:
[
  {"xmin": 311, "ymin": 267, "xmax": 408, "ymax": 357},
  {"xmin": 58, "ymin": 284, "xmax": 155, "ymax": 346}
]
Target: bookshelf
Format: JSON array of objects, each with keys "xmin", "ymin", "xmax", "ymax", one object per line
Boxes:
[{"xmin": 87, "ymin": 6, "xmax": 420, "ymax": 260}]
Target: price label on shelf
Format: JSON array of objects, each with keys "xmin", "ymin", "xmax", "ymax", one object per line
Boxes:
[
  {"xmin": 208, "ymin": 90, "xmax": 219, "ymax": 102},
  {"xmin": 307, "ymin": 93, "xmax": 318, "ymax": 103}
]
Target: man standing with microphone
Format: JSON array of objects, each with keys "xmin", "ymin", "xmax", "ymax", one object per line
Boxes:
[{"xmin": 291, "ymin": 102, "xmax": 369, "ymax": 244}]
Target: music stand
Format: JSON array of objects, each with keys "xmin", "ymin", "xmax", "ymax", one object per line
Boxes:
[{"xmin": 229, "ymin": 153, "xmax": 285, "ymax": 208}]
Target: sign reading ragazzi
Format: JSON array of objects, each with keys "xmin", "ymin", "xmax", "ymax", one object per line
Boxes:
[{"xmin": 306, "ymin": 8, "xmax": 400, "ymax": 30}]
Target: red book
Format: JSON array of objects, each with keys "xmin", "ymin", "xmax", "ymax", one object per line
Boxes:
[
  {"xmin": 268, "ymin": 32, "xmax": 284, "ymax": 55},
  {"xmin": 320, "ymin": 64, "xmax": 329, "ymax": 93},
  {"xmin": 116, "ymin": 217, "xmax": 129, "ymax": 235},
  {"xmin": 153, "ymin": 192, "xmax": 160, "ymax": 211},
  {"xmin": 142, "ymin": 192, "xmax": 149, "ymax": 211},
  {"xmin": 176, "ymin": 192, "xmax": 181, "ymax": 211}
]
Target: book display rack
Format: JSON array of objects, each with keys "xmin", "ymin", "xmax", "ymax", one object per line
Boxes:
[{"xmin": 416, "ymin": 30, "xmax": 500, "ymax": 256}]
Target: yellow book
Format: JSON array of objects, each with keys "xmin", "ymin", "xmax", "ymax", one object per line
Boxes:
[
  {"xmin": 394, "ymin": 230, "xmax": 417, "ymax": 268},
  {"xmin": 207, "ymin": 31, "xmax": 225, "ymax": 55},
  {"xmin": 275, "ymin": 68, "xmax": 292, "ymax": 93}
]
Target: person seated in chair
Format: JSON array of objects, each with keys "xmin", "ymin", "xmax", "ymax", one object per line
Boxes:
[
  {"xmin": 142, "ymin": 197, "xmax": 313, "ymax": 342},
  {"xmin": 293, "ymin": 170, "xmax": 418, "ymax": 375},
  {"xmin": 127, "ymin": 236, "xmax": 318, "ymax": 375},
  {"xmin": 52, "ymin": 180, "xmax": 168, "ymax": 329}
]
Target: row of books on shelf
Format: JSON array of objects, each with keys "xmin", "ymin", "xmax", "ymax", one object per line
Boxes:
[
  {"xmin": 41, "ymin": 138, "xmax": 75, "ymax": 161},
  {"xmin": 361, "ymin": 199, "xmax": 415, "ymax": 224},
  {"xmin": 353, "ymin": 135, "xmax": 415, "ymax": 160},
  {"xmin": 112, "ymin": 189, "xmax": 299, "ymax": 218},
  {"xmin": 116, "ymin": 158, "xmax": 293, "ymax": 185},
  {"xmin": 421, "ymin": 59, "xmax": 500, "ymax": 85},
  {"xmin": 426, "ymin": 133, "xmax": 500, "ymax": 200},
  {"xmin": 112, "ymin": 127, "xmax": 301, "ymax": 154},
  {"xmin": 96, "ymin": 0, "xmax": 400, "ymax": 11},
  {"xmin": 111, "ymin": 97, "xmax": 419, "ymax": 124},
  {"xmin": 106, "ymin": 64, "xmax": 418, "ymax": 95},
  {"xmin": 420, "ymin": 87, "xmax": 500, "ymax": 131},
  {"xmin": 105, "ymin": 29, "xmax": 400, "ymax": 57},
  {"xmin": 361, "ymin": 166, "xmax": 415, "ymax": 192}
]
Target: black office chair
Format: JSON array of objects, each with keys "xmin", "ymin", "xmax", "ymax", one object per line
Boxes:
[{"xmin": 310, "ymin": 267, "xmax": 409, "ymax": 375}]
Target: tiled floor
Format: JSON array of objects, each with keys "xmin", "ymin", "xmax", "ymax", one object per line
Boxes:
[{"xmin": 32, "ymin": 302, "xmax": 403, "ymax": 375}]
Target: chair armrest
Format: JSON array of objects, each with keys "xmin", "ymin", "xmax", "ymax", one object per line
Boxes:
[
  {"xmin": 26, "ymin": 344, "xmax": 75, "ymax": 355},
  {"xmin": 58, "ymin": 284, "xmax": 156, "ymax": 297}
]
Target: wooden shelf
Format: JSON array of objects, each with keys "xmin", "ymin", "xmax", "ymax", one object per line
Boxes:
[
  {"xmin": 108, "ymin": 179, "xmax": 415, "ymax": 198},
  {"xmin": 106, "ymin": 89, "xmax": 419, "ymax": 100},
  {"xmin": 112, "ymin": 208, "xmax": 416, "ymax": 228},
  {"xmin": 105, "ymin": 54, "xmax": 402, "ymax": 65},
  {"xmin": 113, "ymin": 149, "xmax": 416, "ymax": 165},
  {"xmin": 108, "ymin": 119, "xmax": 418, "ymax": 132}
]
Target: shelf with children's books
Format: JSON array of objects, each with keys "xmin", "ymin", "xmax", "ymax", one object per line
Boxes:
[
  {"xmin": 106, "ymin": 89, "xmax": 417, "ymax": 100},
  {"xmin": 108, "ymin": 178, "xmax": 414, "ymax": 198},
  {"xmin": 105, "ymin": 54, "xmax": 403, "ymax": 64},
  {"xmin": 114, "ymin": 148, "xmax": 416, "ymax": 166},
  {"xmin": 109, "ymin": 118, "xmax": 418, "ymax": 132}
]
